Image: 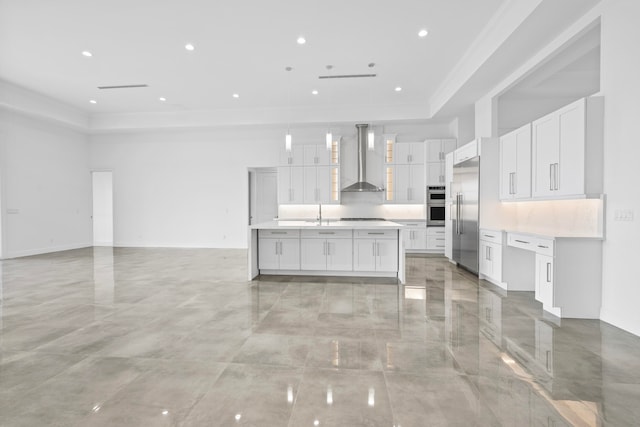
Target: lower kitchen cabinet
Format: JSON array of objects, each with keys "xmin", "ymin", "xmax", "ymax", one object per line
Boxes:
[
  {"xmin": 426, "ymin": 227, "xmax": 445, "ymax": 251},
  {"xmin": 397, "ymin": 221, "xmax": 427, "ymax": 252},
  {"xmin": 354, "ymin": 230, "xmax": 398, "ymax": 272},
  {"xmin": 300, "ymin": 230, "xmax": 353, "ymax": 271},
  {"xmin": 535, "ymin": 254, "xmax": 554, "ymax": 310},
  {"xmin": 258, "ymin": 233, "xmax": 300, "ymax": 270},
  {"xmin": 479, "ymin": 229, "xmax": 504, "ymax": 287}
]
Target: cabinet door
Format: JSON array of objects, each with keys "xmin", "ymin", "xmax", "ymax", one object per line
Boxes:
[
  {"xmin": 532, "ymin": 115, "xmax": 559, "ymax": 198},
  {"xmin": 445, "ymin": 218, "xmax": 453, "ymax": 259},
  {"xmin": 536, "ymin": 254, "xmax": 554, "ymax": 308},
  {"xmin": 409, "ymin": 164, "xmax": 425, "ymax": 202},
  {"xmin": 300, "ymin": 238, "xmax": 326, "ymax": 270},
  {"xmin": 258, "ymin": 238, "xmax": 280, "ymax": 269},
  {"xmin": 479, "ymin": 241, "xmax": 492, "ymax": 277},
  {"xmin": 277, "ymin": 167, "xmax": 292, "ymax": 204},
  {"xmin": 426, "ymin": 139, "xmax": 442, "ymax": 162},
  {"xmin": 500, "ymin": 131, "xmax": 517, "ymax": 200},
  {"xmin": 556, "ymin": 99, "xmax": 585, "ymax": 197},
  {"xmin": 395, "ymin": 143, "xmax": 412, "ymax": 164},
  {"xmin": 376, "ymin": 239, "xmax": 399, "ymax": 272},
  {"xmin": 316, "ymin": 144, "xmax": 332, "ymax": 165},
  {"xmin": 290, "ymin": 167, "xmax": 305, "ymax": 204},
  {"xmin": 280, "ymin": 145, "xmax": 304, "ymax": 165},
  {"xmin": 426, "ymin": 162, "xmax": 443, "ymax": 186},
  {"xmin": 303, "ymin": 167, "xmax": 318, "ymax": 203},
  {"xmin": 303, "ymin": 145, "xmax": 317, "ymax": 165},
  {"xmin": 394, "ymin": 165, "xmax": 410, "ymax": 203},
  {"xmin": 410, "ymin": 142, "xmax": 425, "ymax": 164},
  {"xmin": 327, "ymin": 238, "xmax": 353, "ymax": 271},
  {"xmin": 514, "ymin": 124, "xmax": 532, "ymax": 199},
  {"xmin": 445, "ymin": 153, "xmax": 454, "ymax": 201},
  {"xmin": 316, "ymin": 166, "xmax": 333, "ymax": 204},
  {"xmin": 279, "ymin": 238, "xmax": 301, "ymax": 270},
  {"xmin": 354, "ymin": 239, "xmax": 377, "ymax": 271}
]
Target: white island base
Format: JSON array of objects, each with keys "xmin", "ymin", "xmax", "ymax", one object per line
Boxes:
[{"xmin": 248, "ymin": 220, "xmax": 406, "ymax": 284}]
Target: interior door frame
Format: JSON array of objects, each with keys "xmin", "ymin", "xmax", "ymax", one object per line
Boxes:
[
  {"xmin": 247, "ymin": 167, "xmax": 278, "ymax": 226},
  {"xmin": 91, "ymin": 169, "xmax": 114, "ymax": 247}
]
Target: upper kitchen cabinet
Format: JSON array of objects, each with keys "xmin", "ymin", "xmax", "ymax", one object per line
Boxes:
[
  {"xmin": 426, "ymin": 139, "xmax": 456, "ymax": 186},
  {"xmin": 304, "ymin": 165, "xmax": 340, "ymax": 204},
  {"xmin": 386, "ymin": 163, "xmax": 425, "ymax": 204},
  {"xmin": 532, "ymin": 97, "xmax": 604, "ymax": 199},
  {"xmin": 303, "ymin": 140, "xmax": 340, "ymax": 166},
  {"xmin": 278, "ymin": 166, "xmax": 304, "ymax": 204},
  {"xmin": 394, "ymin": 141, "xmax": 425, "ymax": 165},
  {"xmin": 279, "ymin": 145, "xmax": 304, "ymax": 166},
  {"xmin": 500, "ymin": 123, "xmax": 532, "ymax": 200},
  {"xmin": 426, "ymin": 139, "xmax": 456, "ymax": 162}
]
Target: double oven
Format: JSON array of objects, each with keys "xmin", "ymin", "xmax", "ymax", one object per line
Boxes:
[{"xmin": 426, "ymin": 185, "xmax": 446, "ymax": 226}]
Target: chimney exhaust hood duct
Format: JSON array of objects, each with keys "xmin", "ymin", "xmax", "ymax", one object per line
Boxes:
[{"xmin": 342, "ymin": 124, "xmax": 384, "ymax": 192}]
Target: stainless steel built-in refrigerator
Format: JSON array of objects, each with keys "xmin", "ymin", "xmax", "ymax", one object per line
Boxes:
[{"xmin": 452, "ymin": 156, "xmax": 479, "ymax": 274}]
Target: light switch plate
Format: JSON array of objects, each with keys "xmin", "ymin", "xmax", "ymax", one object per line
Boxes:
[{"xmin": 614, "ymin": 209, "xmax": 634, "ymax": 221}]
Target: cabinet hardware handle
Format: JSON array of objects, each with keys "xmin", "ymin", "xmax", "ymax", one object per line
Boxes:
[
  {"xmin": 271, "ymin": 231, "xmax": 287, "ymax": 235},
  {"xmin": 537, "ymin": 245, "xmax": 549, "ymax": 249},
  {"xmin": 368, "ymin": 232, "xmax": 385, "ymax": 235},
  {"xmin": 288, "ymin": 157, "xmax": 292, "ymax": 165},
  {"xmin": 323, "ymin": 241, "xmax": 326, "ymax": 255},
  {"xmin": 513, "ymin": 172, "xmax": 517, "ymax": 194},
  {"xmin": 484, "ymin": 234, "xmax": 495, "ymax": 238},
  {"xmin": 488, "ymin": 246, "xmax": 491, "ymax": 261},
  {"xmin": 546, "ymin": 262, "xmax": 552, "ymax": 282},
  {"xmin": 515, "ymin": 239, "xmax": 530, "ymax": 244},
  {"xmin": 377, "ymin": 242, "xmax": 380, "ymax": 257},
  {"xmin": 554, "ymin": 163, "xmax": 559, "ymax": 190},
  {"xmin": 319, "ymin": 232, "xmax": 335, "ymax": 235},
  {"xmin": 372, "ymin": 242, "xmax": 375, "ymax": 257},
  {"xmin": 546, "ymin": 350, "xmax": 551, "ymax": 371},
  {"xmin": 549, "ymin": 164, "xmax": 554, "ymax": 191}
]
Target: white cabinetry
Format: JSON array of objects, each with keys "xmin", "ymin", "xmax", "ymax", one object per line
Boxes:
[
  {"xmin": 354, "ymin": 230, "xmax": 398, "ymax": 272},
  {"xmin": 479, "ymin": 229, "xmax": 504, "ymax": 288},
  {"xmin": 426, "ymin": 139, "xmax": 456, "ymax": 185},
  {"xmin": 278, "ymin": 166, "xmax": 304, "ymax": 204},
  {"xmin": 258, "ymin": 230, "xmax": 300, "ymax": 270},
  {"xmin": 394, "ymin": 142, "xmax": 425, "ymax": 164},
  {"xmin": 426, "ymin": 227, "xmax": 445, "ymax": 251},
  {"xmin": 279, "ymin": 145, "xmax": 304, "ymax": 166},
  {"xmin": 390, "ymin": 164, "xmax": 425, "ymax": 203},
  {"xmin": 300, "ymin": 230, "xmax": 353, "ymax": 271},
  {"xmin": 506, "ymin": 232, "xmax": 602, "ymax": 318},
  {"xmin": 397, "ymin": 221, "xmax": 427, "ymax": 252},
  {"xmin": 303, "ymin": 166, "xmax": 339, "ymax": 204},
  {"xmin": 500, "ymin": 124, "xmax": 532, "ymax": 200},
  {"xmin": 303, "ymin": 144, "xmax": 331, "ymax": 165},
  {"xmin": 532, "ymin": 97, "xmax": 603, "ymax": 199}
]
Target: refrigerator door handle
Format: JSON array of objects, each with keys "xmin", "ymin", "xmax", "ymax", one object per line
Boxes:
[{"xmin": 458, "ymin": 193, "xmax": 463, "ymax": 235}]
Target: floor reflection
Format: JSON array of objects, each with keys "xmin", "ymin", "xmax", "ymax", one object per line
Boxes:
[{"xmin": 0, "ymin": 248, "xmax": 638, "ymax": 426}]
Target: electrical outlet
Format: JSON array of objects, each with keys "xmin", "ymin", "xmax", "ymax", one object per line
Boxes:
[{"xmin": 614, "ymin": 209, "xmax": 635, "ymax": 221}]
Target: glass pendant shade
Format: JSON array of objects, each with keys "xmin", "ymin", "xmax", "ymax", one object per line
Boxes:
[
  {"xmin": 367, "ymin": 130, "xmax": 375, "ymax": 150},
  {"xmin": 285, "ymin": 132, "xmax": 292, "ymax": 152},
  {"xmin": 326, "ymin": 131, "xmax": 332, "ymax": 150}
]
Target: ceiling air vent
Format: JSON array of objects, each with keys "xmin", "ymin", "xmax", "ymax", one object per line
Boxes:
[
  {"xmin": 318, "ymin": 74, "xmax": 376, "ymax": 79},
  {"xmin": 97, "ymin": 84, "xmax": 149, "ymax": 89}
]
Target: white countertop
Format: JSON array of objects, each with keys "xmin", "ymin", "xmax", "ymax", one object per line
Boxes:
[
  {"xmin": 250, "ymin": 220, "xmax": 404, "ymax": 230},
  {"xmin": 482, "ymin": 227, "xmax": 604, "ymax": 240}
]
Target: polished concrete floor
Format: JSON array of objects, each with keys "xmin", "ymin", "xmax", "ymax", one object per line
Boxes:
[{"xmin": 1, "ymin": 248, "xmax": 639, "ymax": 426}]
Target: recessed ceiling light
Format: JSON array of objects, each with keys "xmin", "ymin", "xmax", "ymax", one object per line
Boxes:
[
  {"xmin": 89, "ymin": 99, "xmax": 97, "ymax": 104},
  {"xmin": 81, "ymin": 51, "xmax": 93, "ymax": 57},
  {"xmin": 162, "ymin": 410, "xmax": 169, "ymax": 416},
  {"xmin": 395, "ymin": 87, "xmax": 402, "ymax": 92},
  {"xmin": 232, "ymin": 93, "xmax": 239, "ymax": 98},
  {"xmin": 297, "ymin": 36, "xmax": 306, "ymax": 45},
  {"xmin": 185, "ymin": 43, "xmax": 195, "ymax": 51},
  {"xmin": 418, "ymin": 29, "xmax": 429, "ymax": 37},
  {"xmin": 159, "ymin": 97, "xmax": 166, "ymax": 102},
  {"xmin": 312, "ymin": 90, "xmax": 318, "ymax": 95}
]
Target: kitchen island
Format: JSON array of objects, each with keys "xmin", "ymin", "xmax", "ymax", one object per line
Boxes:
[{"xmin": 248, "ymin": 220, "xmax": 406, "ymax": 283}]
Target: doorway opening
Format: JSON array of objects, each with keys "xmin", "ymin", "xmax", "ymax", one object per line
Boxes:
[
  {"xmin": 248, "ymin": 167, "xmax": 278, "ymax": 226},
  {"xmin": 92, "ymin": 171, "xmax": 113, "ymax": 246}
]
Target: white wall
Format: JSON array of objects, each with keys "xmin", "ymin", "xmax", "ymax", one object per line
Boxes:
[
  {"xmin": 0, "ymin": 110, "xmax": 91, "ymax": 258},
  {"xmin": 599, "ymin": 0, "xmax": 640, "ymax": 335},
  {"xmin": 89, "ymin": 122, "xmax": 453, "ymax": 249}
]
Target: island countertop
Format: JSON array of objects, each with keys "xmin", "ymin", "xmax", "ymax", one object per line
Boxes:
[{"xmin": 250, "ymin": 220, "xmax": 405, "ymax": 229}]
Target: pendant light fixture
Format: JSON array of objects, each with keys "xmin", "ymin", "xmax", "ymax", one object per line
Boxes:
[
  {"xmin": 325, "ymin": 65, "xmax": 333, "ymax": 151},
  {"xmin": 285, "ymin": 66, "xmax": 293, "ymax": 152},
  {"xmin": 367, "ymin": 63, "xmax": 376, "ymax": 151}
]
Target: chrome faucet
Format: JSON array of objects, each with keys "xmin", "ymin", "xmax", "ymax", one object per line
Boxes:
[{"xmin": 317, "ymin": 203, "xmax": 322, "ymax": 223}]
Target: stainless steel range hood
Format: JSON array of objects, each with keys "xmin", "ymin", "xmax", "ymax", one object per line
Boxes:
[{"xmin": 342, "ymin": 124, "xmax": 384, "ymax": 192}]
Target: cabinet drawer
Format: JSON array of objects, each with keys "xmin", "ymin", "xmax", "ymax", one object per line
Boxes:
[
  {"xmin": 300, "ymin": 229, "xmax": 353, "ymax": 239},
  {"xmin": 454, "ymin": 140, "xmax": 478, "ymax": 164},
  {"xmin": 426, "ymin": 227, "xmax": 445, "ymax": 236},
  {"xmin": 258, "ymin": 229, "xmax": 300, "ymax": 239},
  {"xmin": 355, "ymin": 229, "xmax": 398, "ymax": 239},
  {"xmin": 507, "ymin": 233, "xmax": 535, "ymax": 251},
  {"xmin": 427, "ymin": 235, "xmax": 446, "ymax": 249},
  {"xmin": 396, "ymin": 221, "xmax": 426, "ymax": 228},
  {"xmin": 533, "ymin": 237, "xmax": 554, "ymax": 256},
  {"xmin": 480, "ymin": 229, "xmax": 502, "ymax": 244}
]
